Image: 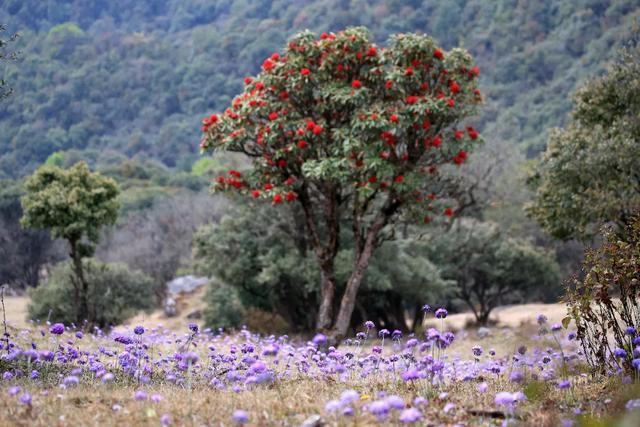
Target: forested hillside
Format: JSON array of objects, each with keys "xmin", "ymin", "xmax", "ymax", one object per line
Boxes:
[{"xmin": 1, "ymin": 0, "xmax": 638, "ymax": 179}]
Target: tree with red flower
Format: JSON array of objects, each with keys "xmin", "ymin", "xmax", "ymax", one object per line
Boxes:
[{"xmin": 199, "ymin": 27, "xmax": 482, "ymax": 338}]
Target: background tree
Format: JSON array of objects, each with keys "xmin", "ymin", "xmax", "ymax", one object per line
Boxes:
[
  {"xmin": 21, "ymin": 162, "xmax": 119, "ymax": 325},
  {"xmin": 28, "ymin": 259, "xmax": 158, "ymax": 327},
  {"xmin": 527, "ymin": 38, "xmax": 640, "ymax": 241},
  {"xmin": 0, "ymin": 23, "xmax": 19, "ymax": 100},
  {"xmin": 0, "ymin": 180, "xmax": 65, "ymax": 288},
  {"xmin": 96, "ymin": 192, "xmax": 226, "ymax": 299},
  {"xmin": 427, "ymin": 218, "xmax": 561, "ymax": 325},
  {"xmin": 200, "ymin": 27, "xmax": 482, "ymax": 337},
  {"xmin": 193, "ymin": 199, "xmax": 451, "ymax": 332}
]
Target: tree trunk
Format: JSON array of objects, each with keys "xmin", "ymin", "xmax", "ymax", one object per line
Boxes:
[
  {"xmin": 69, "ymin": 239, "xmax": 88, "ymax": 326},
  {"xmin": 331, "ymin": 200, "xmax": 400, "ymax": 339},
  {"xmin": 316, "ymin": 261, "xmax": 336, "ymax": 330}
]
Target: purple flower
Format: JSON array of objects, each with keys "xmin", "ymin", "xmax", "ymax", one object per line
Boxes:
[
  {"xmin": 385, "ymin": 395, "xmax": 405, "ymax": 410},
  {"xmin": 232, "ymin": 410, "xmax": 249, "ymax": 424},
  {"xmin": 19, "ymin": 393, "xmax": 32, "ymax": 405},
  {"xmin": 567, "ymin": 331, "xmax": 576, "ymax": 340},
  {"xmin": 63, "ymin": 375, "xmax": 79, "ymax": 386},
  {"xmin": 413, "ymin": 396, "xmax": 428, "ymax": 406},
  {"xmin": 160, "ymin": 414, "xmax": 172, "ymax": 426},
  {"xmin": 325, "ymin": 400, "xmax": 342, "ymax": 412},
  {"xmin": 632, "ymin": 359, "xmax": 640, "ymax": 370},
  {"xmin": 368, "ymin": 400, "xmax": 391, "ymax": 418},
  {"xmin": 421, "ymin": 304, "xmax": 431, "ymax": 313},
  {"xmin": 342, "ymin": 406, "xmax": 354, "ymax": 416},
  {"xmin": 558, "ymin": 380, "xmax": 571, "ymax": 389},
  {"xmin": 434, "ymin": 308, "xmax": 448, "ymax": 319},
  {"xmin": 495, "ymin": 392, "xmax": 518, "ymax": 405},
  {"xmin": 399, "ymin": 407, "xmax": 422, "ymax": 423},
  {"xmin": 551, "ymin": 323, "xmax": 562, "ymax": 332},
  {"xmin": 312, "ymin": 334, "xmax": 327, "ymax": 346},
  {"xmin": 472, "ymin": 345, "xmax": 483, "ymax": 357},
  {"xmin": 8, "ymin": 386, "xmax": 20, "ymax": 396},
  {"xmin": 134, "ymin": 390, "xmax": 148, "ymax": 401},
  {"xmin": 626, "ymin": 399, "xmax": 640, "ymax": 411},
  {"xmin": 134, "ymin": 326, "xmax": 145, "ymax": 335},
  {"xmin": 75, "ymin": 331, "xmax": 83, "ymax": 339},
  {"xmin": 509, "ymin": 371, "xmax": 524, "ymax": 383},
  {"xmin": 536, "ymin": 314, "xmax": 547, "ymax": 325},
  {"xmin": 614, "ymin": 348, "xmax": 627, "ymax": 359},
  {"xmin": 378, "ymin": 329, "xmax": 390, "ymax": 338},
  {"xmin": 364, "ymin": 321, "xmax": 375, "ymax": 330},
  {"xmin": 443, "ymin": 402, "xmax": 456, "ymax": 413},
  {"xmin": 340, "ymin": 390, "xmax": 359, "ymax": 404},
  {"xmin": 401, "ymin": 368, "xmax": 421, "ymax": 382},
  {"xmin": 477, "ymin": 382, "xmax": 488, "ymax": 393},
  {"xmin": 50, "ymin": 323, "xmax": 65, "ymax": 335},
  {"xmin": 188, "ymin": 323, "xmax": 199, "ymax": 334},
  {"xmin": 39, "ymin": 350, "xmax": 54, "ymax": 362},
  {"xmin": 102, "ymin": 373, "xmax": 115, "ymax": 383},
  {"xmin": 626, "ymin": 327, "xmax": 636, "ymax": 336}
]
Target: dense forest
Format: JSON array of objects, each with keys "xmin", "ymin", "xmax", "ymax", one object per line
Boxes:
[{"xmin": 1, "ymin": 0, "xmax": 638, "ymax": 178}]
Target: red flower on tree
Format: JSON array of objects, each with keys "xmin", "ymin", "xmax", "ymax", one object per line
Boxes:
[{"xmin": 200, "ymin": 27, "xmax": 482, "ymax": 337}]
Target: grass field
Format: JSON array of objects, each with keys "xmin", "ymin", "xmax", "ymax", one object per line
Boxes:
[{"xmin": 2, "ymin": 295, "xmax": 640, "ymax": 426}]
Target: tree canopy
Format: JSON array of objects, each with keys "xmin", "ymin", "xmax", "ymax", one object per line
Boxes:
[
  {"xmin": 201, "ymin": 27, "xmax": 481, "ymax": 336},
  {"xmin": 21, "ymin": 161, "xmax": 120, "ymax": 325},
  {"xmin": 528, "ymin": 39, "xmax": 640, "ymax": 240}
]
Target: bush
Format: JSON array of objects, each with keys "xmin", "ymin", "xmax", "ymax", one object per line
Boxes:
[
  {"xmin": 28, "ymin": 259, "xmax": 159, "ymax": 327},
  {"xmin": 202, "ymin": 281, "xmax": 246, "ymax": 332},
  {"xmin": 566, "ymin": 216, "xmax": 640, "ymax": 373}
]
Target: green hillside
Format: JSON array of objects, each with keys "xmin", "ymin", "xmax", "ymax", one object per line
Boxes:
[{"xmin": 1, "ymin": 0, "xmax": 638, "ymax": 178}]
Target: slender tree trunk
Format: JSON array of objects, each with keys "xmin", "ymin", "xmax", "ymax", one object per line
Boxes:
[
  {"xmin": 411, "ymin": 303, "xmax": 423, "ymax": 332},
  {"xmin": 332, "ymin": 244, "xmax": 375, "ymax": 338},
  {"xmin": 69, "ymin": 239, "xmax": 88, "ymax": 325},
  {"xmin": 316, "ymin": 261, "xmax": 336, "ymax": 330},
  {"xmin": 331, "ymin": 200, "xmax": 399, "ymax": 338}
]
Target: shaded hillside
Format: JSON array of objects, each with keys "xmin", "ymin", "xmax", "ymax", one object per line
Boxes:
[{"xmin": 1, "ymin": 0, "xmax": 638, "ymax": 178}]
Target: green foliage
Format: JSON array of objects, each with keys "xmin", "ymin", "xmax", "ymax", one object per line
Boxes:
[
  {"xmin": 193, "ymin": 203, "xmax": 319, "ymax": 331},
  {"xmin": 427, "ymin": 219, "xmax": 561, "ymax": 324},
  {"xmin": 193, "ymin": 201, "xmax": 450, "ymax": 331},
  {"xmin": 21, "ymin": 162, "xmax": 120, "ymax": 248},
  {"xmin": 528, "ymin": 40, "xmax": 640, "ymax": 240},
  {"xmin": 0, "ymin": 179, "xmax": 63, "ymax": 287},
  {"xmin": 27, "ymin": 259, "xmax": 158, "ymax": 327},
  {"xmin": 0, "ymin": 23, "xmax": 19, "ymax": 100},
  {"xmin": 202, "ymin": 281, "xmax": 246, "ymax": 331},
  {"xmin": 44, "ymin": 151, "xmax": 65, "ymax": 167},
  {"xmin": 1, "ymin": 2, "xmax": 637, "ymax": 179},
  {"xmin": 566, "ymin": 216, "xmax": 640, "ymax": 373}
]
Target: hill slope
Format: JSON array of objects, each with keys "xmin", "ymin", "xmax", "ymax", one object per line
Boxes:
[{"xmin": 1, "ymin": 0, "xmax": 639, "ymax": 178}]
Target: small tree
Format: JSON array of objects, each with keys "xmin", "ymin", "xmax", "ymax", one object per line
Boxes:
[
  {"xmin": 566, "ymin": 216, "xmax": 640, "ymax": 373},
  {"xmin": 21, "ymin": 162, "xmax": 120, "ymax": 325},
  {"xmin": 199, "ymin": 27, "xmax": 482, "ymax": 337},
  {"xmin": 428, "ymin": 219, "xmax": 561, "ymax": 325},
  {"xmin": 28, "ymin": 259, "xmax": 158, "ymax": 327},
  {"xmin": 528, "ymin": 39, "xmax": 640, "ymax": 240}
]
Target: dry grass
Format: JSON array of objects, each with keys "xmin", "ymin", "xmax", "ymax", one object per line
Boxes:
[
  {"xmin": 3, "ymin": 295, "xmax": 640, "ymax": 426},
  {"xmin": 2, "ymin": 295, "xmax": 30, "ymax": 329}
]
